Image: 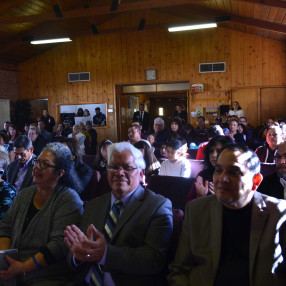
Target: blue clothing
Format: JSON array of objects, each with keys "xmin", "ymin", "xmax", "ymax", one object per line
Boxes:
[
  {"xmin": 93, "ymin": 112, "xmax": 106, "ymax": 126},
  {"xmin": 0, "ymin": 181, "xmax": 16, "ymax": 219}
]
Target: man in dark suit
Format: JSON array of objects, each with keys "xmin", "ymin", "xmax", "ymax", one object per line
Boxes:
[
  {"xmin": 168, "ymin": 144, "xmax": 286, "ymax": 286},
  {"xmin": 258, "ymin": 141, "xmax": 286, "ymax": 199},
  {"xmin": 6, "ymin": 135, "xmax": 35, "ymax": 193},
  {"xmin": 133, "ymin": 103, "xmax": 150, "ymax": 132},
  {"xmin": 65, "ymin": 142, "xmax": 173, "ymax": 286}
]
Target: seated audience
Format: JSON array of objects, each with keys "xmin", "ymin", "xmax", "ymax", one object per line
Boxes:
[
  {"xmin": 59, "ymin": 138, "xmax": 92, "ymax": 197},
  {"xmin": 127, "ymin": 124, "xmax": 142, "ymax": 145},
  {"xmin": 28, "ymin": 127, "xmax": 47, "ymax": 156},
  {"xmin": 62, "ymin": 122, "xmax": 73, "ymax": 137},
  {"xmin": 227, "ymin": 101, "xmax": 245, "ymax": 118},
  {"xmin": 23, "ymin": 124, "xmax": 29, "ymax": 136},
  {"xmin": 37, "ymin": 120, "xmax": 52, "ymax": 142},
  {"xmin": 159, "ymin": 139, "xmax": 191, "ymax": 178},
  {"xmin": 6, "ymin": 135, "xmax": 35, "ymax": 193},
  {"xmin": 0, "ymin": 132, "xmax": 15, "ymax": 162},
  {"xmin": 168, "ymin": 144, "xmax": 286, "ymax": 286},
  {"xmin": 134, "ymin": 140, "xmax": 161, "ymax": 184},
  {"xmin": 165, "ymin": 118, "xmax": 188, "ymax": 142},
  {"xmin": 255, "ymin": 125, "xmax": 283, "ymax": 163},
  {"xmin": 194, "ymin": 116, "xmax": 208, "ymax": 145},
  {"xmin": 8, "ymin": 124, "xmax": 19, "ymax": 147},
  {"xmin": 85, "ymin": 121, "xmax": 97, "ymax": 155},
  {"xmin": 186, "ymin": 135, "xmax": 232, "ymax": 203},
  {"xmin": 238, "ymin": 123, "xmax": 248, "ymax": 141},
  {"xmin": 183, "ymin": 123, "xmax": 196, "ymax": 146},
  {"xmin": 225, "ymin": 119, "xmax": 245, "ymax": 144},
  {"xmin": 68, "ymin": 124, "xmax": 86, "ymax": 155},
  {"xmin": 258, "ymin": 141, "xmax": 286, "ymax": 199},
  {"xmin": 64, "ymin": 142, "xmax": 172, "ymax": 285},
  {"xmin": 146, "ymin": 117, "xmax": 167, "ymax": 143},
  {"xmin": 0, "ymin": 121, "xmax": 10, "ymax": 135},
  {"xmin": 93, "ymin": 139, "xmax": 113, "ymax": 175},
  {"xmin": 0, "ymin": 151, "xmax": 16, "ymax": 219},
  {"xmin": 146, "ymin": 134, "xmax": 155, "ymax": 151},
  {"xmin": 0, "ymin": 142, "xmax": 83, "ymax": 285},
  {"xmin": 239, "ymin": 116, "xmax": 253, "ymax": 139},
  {"xmin": 256, "ymin": 117, "xmax": 277, "ymax": 139},
  {"xmin": 52, "ymin": 123, "xmax": 64, "ymax": 141},
  {"xmin": 196, "ymin": 125, "xmax": 224, "ymax": 160}
]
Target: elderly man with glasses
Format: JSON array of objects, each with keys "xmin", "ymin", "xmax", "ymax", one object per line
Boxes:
[{"xmin": 65, "ymin": 142, "xmax": 173, "ymax": 286}]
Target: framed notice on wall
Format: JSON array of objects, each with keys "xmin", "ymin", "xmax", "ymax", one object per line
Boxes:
[{"xmin": 59, "ymin": 103, "xmax": 107, "ymax": 127}]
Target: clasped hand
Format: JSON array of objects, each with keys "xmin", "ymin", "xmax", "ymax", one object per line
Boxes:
[
  {"xmin": 64, "ymin": 224, "xmax": 106, "ymax": 263},
  {"xmin": 0, "ymin": 256, "xmax": 24, "ymax": 280}
]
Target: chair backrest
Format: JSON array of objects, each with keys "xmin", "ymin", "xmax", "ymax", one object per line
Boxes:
[
  {"xmin": 81, "ymin": 170, "xmax": 100, "ymax": 201},
  {"xmin": 260, "ymin": 163, "xmax": 276, "ymax": 177},
  {"xmin": 147, "ymin": 175, "xmax": 195, "ymax": 210},
  {"xmin": 189, "ymin": 159, "xmax": 204, "ymax": 178},
  {"xmin": 187, "ymin": 149, "xmax": 198, "ymax": 159},
  {"xmin": 82, "ymin": 154, "xmax": 96, "ymax": 168}
]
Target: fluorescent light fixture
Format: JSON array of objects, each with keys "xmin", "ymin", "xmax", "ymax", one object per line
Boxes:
[
  {"xmin": 31, "ymin": 38, "xmax": 72, "ymax": 45},
  {"xmin": 168, "ymin": 23, "xmax": 217, "ymax": 32},
  {"xmin": 159, "ymin": 107, "xmax": 164, "ymax": 116}
]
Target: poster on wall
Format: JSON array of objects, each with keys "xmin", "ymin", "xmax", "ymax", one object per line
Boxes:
[{"xmin": 59, "ymin": 103, "xmax": 107, "ymax": 127}]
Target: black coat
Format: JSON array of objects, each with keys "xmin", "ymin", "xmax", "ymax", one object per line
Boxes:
[
  {"xmin": 258, "ymin": 172, "xmax": 284, "ymax": 199},
  {"xmin": 133, "ymin": 111, "xmax": 150, "ymax": 132}
]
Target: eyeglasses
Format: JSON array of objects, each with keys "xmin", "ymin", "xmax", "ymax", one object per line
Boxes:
[
  {"xmin": 32, "ymin": 158, "xmax": 58, "ymax": 170},
  {"xmin": 107, "ymin": 165, "xmax": 138, "ymax": 173},
  {"xmin": 274, "ymin": 154, "xmax": 286, "ymax": 161}
]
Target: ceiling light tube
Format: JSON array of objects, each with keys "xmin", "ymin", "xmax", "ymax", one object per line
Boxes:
[
  {"xmin": 31, "ymin": 38, "xmax": 72, "ymax": 44},
  {"xmin": 168, "ymin": 23, "xmax": 217, "ymax": 32}
]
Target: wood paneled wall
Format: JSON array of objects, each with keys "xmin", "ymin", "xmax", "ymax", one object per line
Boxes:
[{"xmin": 17, "ymin": 27, "xmax": 286, "ymax": 142}]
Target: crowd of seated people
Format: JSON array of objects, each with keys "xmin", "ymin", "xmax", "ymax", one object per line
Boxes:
[{"xmin": 0, "ymin": 105, "xmax": 285, "ymax": 284}]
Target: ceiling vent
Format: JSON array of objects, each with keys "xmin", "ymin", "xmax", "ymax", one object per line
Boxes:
[
  {"xmin": 199, "ymin": 62, "xmax": 226, "ymax": 73},
  {"xmin": 68, "ymin": 72, "xmax": 90, "ymax": 82}
]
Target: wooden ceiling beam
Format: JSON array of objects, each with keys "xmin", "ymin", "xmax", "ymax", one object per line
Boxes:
[
  {"xmin": 230, "ymin": 14, "xmax": 286, "ymax": 33},
  {"xmin": 0, "ymin": 0, "xmax": 208, "ymax": 25},
  {"xmin": 235, "ymin": 0, "xmax": 286, "ymax": 10},
  {"xmin": 0, "ymin": 0, "xmax": 28, "ymax": 13}
]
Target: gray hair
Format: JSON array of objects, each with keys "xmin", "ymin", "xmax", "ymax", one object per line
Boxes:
[
  {"xmin": 154, "ymin": 117, "xmax": 165, "ymax": 125},
  {"xmin": 107, "ymin": 142, "xmax": 146, "ymax": 170},
  {"xmin": 14, "ymin": 135, "xmax": 33, "ymax": 150},
  {"xmin": 42, "ymin": 142, "xmax": 81, "ymax": 192},
  {"xmin": 0, "ymin": 150, "xmax": 10, "ymax": 170}
]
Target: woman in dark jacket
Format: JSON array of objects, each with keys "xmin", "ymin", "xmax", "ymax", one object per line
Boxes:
[{"xmin": 59, "ymin": 137, "xmax": 92, "ymax": 196}]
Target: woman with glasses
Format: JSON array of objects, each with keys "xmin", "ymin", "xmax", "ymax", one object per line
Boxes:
[
  {"xmin": 255, "ymin": 125, "xmax": 283, "ymax": 163},
  {"xmin": 0, "ymin": 150, "xmax": 16, "ymax": 219},
  {"xmin": 0, "ymin": 142, "xmax": 83, "ymax": 285},
  {"xmin": 28, "ymin": 127, "xmax": 47, "ymax": 156}
]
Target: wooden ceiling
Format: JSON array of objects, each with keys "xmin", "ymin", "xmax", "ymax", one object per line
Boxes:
[{"xmin": 0, "ymin": 0, "xmax": 286, "ymax": 65}]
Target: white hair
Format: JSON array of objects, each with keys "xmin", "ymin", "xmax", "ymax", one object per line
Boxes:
[{"xmin": 154, "ymin": 117, "xmax": 165, "ymax": 125}]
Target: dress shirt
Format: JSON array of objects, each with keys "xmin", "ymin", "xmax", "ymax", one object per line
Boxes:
[
  {"xmin": 74, "ymin": 188, "xmax": 137, "ymax": 286},
  {"xmin": 14, "ymin": 156, "xmax": 33, "ymax": 192}
]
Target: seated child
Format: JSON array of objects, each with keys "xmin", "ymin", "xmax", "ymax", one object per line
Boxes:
[{"xmin": 159, "ymin": 139, "xmax": 191, "ymax": 178}]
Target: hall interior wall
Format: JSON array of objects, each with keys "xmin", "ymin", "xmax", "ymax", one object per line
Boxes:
[{"xmin": 17, "ymin": 27, "xmax": 286, "ymax": 142}]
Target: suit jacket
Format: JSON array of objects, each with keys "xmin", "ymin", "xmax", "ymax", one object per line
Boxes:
[
  {"xmin": 133, "ymin": 111, "xmax": 150, "ymax": 132},
  {"xmin": 72, "ymin": 185, "xmax": 173, "ymax": 286},
  {"xmin": 258, "ymin": 172, "xmax": 284, "ymax": 199},
  {"xmin": 168, "ymin": 192, "xmax": 286, "ymax": 286},
  {"xmin": 6, "ymin": 154, "xmax": 36, "ymax": 191}
]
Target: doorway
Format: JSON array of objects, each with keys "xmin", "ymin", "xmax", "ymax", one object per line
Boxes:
[{"xmin": 116, "ymin": 82, "xmax": 189, "ymax": 141}]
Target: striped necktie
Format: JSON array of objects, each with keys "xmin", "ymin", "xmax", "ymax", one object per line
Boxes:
[{"xmin": 90, "ymin": 199, "xmax": 123, "ymax": 286}]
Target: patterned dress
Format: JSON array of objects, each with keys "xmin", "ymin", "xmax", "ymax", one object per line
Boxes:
[{"xmin": 0, "ymin": 180, "xmax": 17, "ymax": 219}]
